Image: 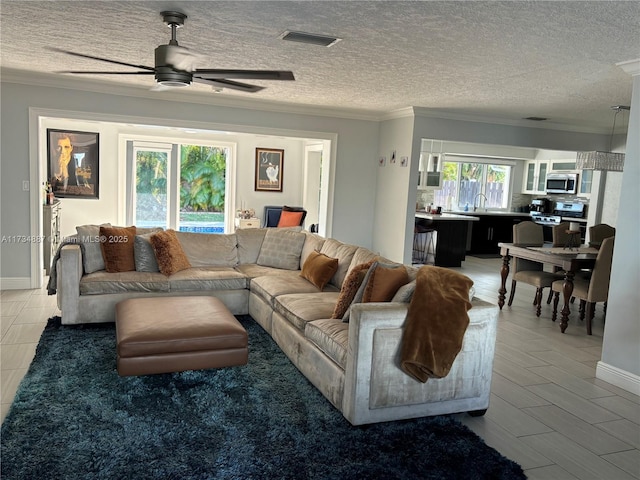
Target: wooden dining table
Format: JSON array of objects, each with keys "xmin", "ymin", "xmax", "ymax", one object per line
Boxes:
[{"xmin": 497, "ymin": 243, "xmax": 599, "ymax": 333}]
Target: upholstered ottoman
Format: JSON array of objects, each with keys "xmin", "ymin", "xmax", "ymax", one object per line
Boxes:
[{"xmin": 115, "ymin": 296, "xmax": 248, "ymax": 376}]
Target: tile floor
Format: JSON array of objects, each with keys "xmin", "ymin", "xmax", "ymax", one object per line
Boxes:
[{"xmin": 1, "ymin": 258, "xmax": 638, "ymax": 479}]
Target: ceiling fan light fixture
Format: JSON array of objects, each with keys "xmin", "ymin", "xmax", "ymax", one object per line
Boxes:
[{"xmin": 280, "ymin": 30, "xmax": 341, "ymax": 47}]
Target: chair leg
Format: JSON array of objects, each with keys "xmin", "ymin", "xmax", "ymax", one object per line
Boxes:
[
  {"xmin": 586, "ymin": 302, "xmax": 595, "ymax": 335},
  {"xmin": 507, "ymin": 280, "xmax": 517, "ymax": 306},
  {"xmin": 535, "ymin": 288, "xmax": 543, "ymax": 317},
  {"xmin": 570, "ymin": 296, "xmax": 576, "ymax": 304},
  {"xmin": 579, "ymin": 300, "xmax": 586, "ymax": 321},
  {"xmin": 552, "ymin": 292, "xmax": 560, "ymax": 322},
  {"xmin": 532, "ymin": 292, "xmax": 537, "ymax": 305},
  {"xmin": 546, "ymin": 289, "xmax": 553, "ymax": 304}
]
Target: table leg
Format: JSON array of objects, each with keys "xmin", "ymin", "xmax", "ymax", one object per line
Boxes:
[
  {"xmin": 498, "ymin": 254, "xmax": 511, "ymax": 310},
  {"xmin": 560, "ymin": 270, "xmax": 575, "ymax": 333}
]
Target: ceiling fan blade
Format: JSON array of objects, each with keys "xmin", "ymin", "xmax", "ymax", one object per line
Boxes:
[
  {"xmin": 194, "ymin": 69, "xmax": 295, "ymax": 81},
  {"xmin": 58, "ymin": 71, "xmax": 155, "ymax": 75},
  {"xmin": 47, "ymin": 47, "xmax": 155, "ymax": 71},
  {"xmin": 192, "ymin": 76, "xmax": 264, "ymax": 93}
]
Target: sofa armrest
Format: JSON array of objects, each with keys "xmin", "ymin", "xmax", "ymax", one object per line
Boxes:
[
  {"xmin": 57, "ymin": 244, "xmax": 83, "ymax": 324},
  {"xmin": 342, "ymin": 298, "xmax": 498, "ymax": 425}
]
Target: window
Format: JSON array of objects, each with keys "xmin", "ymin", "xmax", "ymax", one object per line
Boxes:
[
  {"xmin": 434, "ymin": 158, "xmax": 513, "ymax": 210},
  {"xmin": 126, "ymin": 139, "xmax": 234, "ymax": 233}
]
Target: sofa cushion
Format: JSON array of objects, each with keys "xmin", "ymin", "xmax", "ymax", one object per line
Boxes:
[
  {"xmin": 80, "ymin": 271, "xmax": 170, "ymax": 295},
  {"xmin": 300, "ymin": 232, "xmax": 325, "ymax": 269},
  {"xmin": 251, "ymin": 274, "xmax": 339, "ymax": 307},
  {"xmin": 167, "ymin": 267, "xmax": 248, "ymax": 292},
  {"xmin": 76, "ymin": 223, "xmax": 112, "ymax": 273},
  {"xmin": 331, "ymin": 260, "xmax": 375, "ymax": 319},
  {"xmin": 300, "ymin": 251, "xmax": 339, "ymax": 290},
  {"xmin": 347, "ymin": 247, "xmax": 380, "ymax": 276},
  {"xmin": 235, "ymin": 264, "xmax": 301, "ymax": 280},
  {"xmin": 99, "ymin": 225, "xmax": 137, "ymax": 273},
  {"xmin": 134, "ymin": 233, "xmax": 160, "ymax": 273},
  {"xmin": 273, "ymin": 292, "xmax": 340, "ymax": 331},
  {"xmin": 319, "ymin": 238, "xmax": 359, "ymax": 289},
  {"xmin": 175, "ymin": 231, "xmax": 238, "ymax": 267},
  {"xmin": 150, "ymin": 230, "xmax": 192, "ymax": 276},
  {"xmin": 257, "ymin": 229, "xmax": 305, "ymax": 270},
  {"xmin": 305, "ymin": 319, "xmax": 349, "ymax": 369},
  {"xmin": 236, "ymin": 228, "xmax": 267, "ymax": 264}
]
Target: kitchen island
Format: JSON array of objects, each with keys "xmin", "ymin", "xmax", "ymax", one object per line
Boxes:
[{"xmin": 415, "ymin": 212, "xmax": 479, "ymax": 267}]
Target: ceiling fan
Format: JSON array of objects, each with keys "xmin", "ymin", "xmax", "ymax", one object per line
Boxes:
[{"xmin": 51, "ymin": 10, "xmax": 295, "ymax": 93}]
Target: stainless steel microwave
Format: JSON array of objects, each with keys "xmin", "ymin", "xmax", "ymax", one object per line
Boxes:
[{"xmin": 546, "ymin": 173, "xmax": 578, "ymax": 194}]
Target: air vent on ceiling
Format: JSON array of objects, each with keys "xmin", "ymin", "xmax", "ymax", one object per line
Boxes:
[
  {"xmin": 280, "ymin": 30, "xmax": 342, "ymax": 47},
  {"xmin": 524, "ymin": 116, "xmax": 548, "ymax": 121}
]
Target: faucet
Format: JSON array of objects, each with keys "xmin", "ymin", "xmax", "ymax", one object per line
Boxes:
[{"xmin": 473, "ymin": 193, "xmax": 488, "ymax": 212}]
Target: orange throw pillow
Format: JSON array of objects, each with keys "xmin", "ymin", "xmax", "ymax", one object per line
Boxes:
[
  {"xmin": 362, "ymin": 264, "xmax": 409, "ymax": 302},
  {"xmin": 149, "ymin": 229, "xmax": 191, "ymax": 276},
  {"xmin": 99, "ymin": 226, "xmax": 137, "ymax": 273},
  {"xmin": 277, "ymin": 210, "xmax": 304, "ymax": 227},
  {"xmin": 300, "ymin": 251, "xmax": 339, "ymax": 290}
]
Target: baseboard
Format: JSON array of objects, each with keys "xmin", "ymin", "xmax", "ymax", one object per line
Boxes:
[
  {"xmin": 0, "ymin": 277, "xmax": 33, "ymax": 290},
  {"xmin": 596, "ymin": 361, "xmax": 640, "ymax": 396}
]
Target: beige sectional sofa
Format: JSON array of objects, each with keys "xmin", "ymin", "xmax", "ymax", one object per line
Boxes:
[{"xmin": 53, "ymin": 226, "xmax": 499, "ymax": 425}]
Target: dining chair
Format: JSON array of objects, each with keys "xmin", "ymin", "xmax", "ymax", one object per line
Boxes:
[
  {"xmin": 508, "ymin": 221, "xmax": 558, "ymax": 316},
  {"xmin": 588, "ymin": 223, "xmax": 615, "ymax": 248},
  {"xmin": 551, "ymin": 235, "xmax": 615, "ymax": 335},
  {"xmin": 552, "ymin": 222, "xmax": 572, "ymax": 247}
]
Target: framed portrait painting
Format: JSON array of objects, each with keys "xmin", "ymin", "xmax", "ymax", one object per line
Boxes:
[
  {"xmin": 47, "ymin": 129, "xmax": 99, "ymax": 199},
  {"xmin": 255, "ymin": 148, "xmax": 284, "ymax": 192}
]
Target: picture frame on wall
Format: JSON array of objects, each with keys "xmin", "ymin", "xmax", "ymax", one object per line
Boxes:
[
  {"xmin": 255, "ymin": 147, "xmax": 284, "ymax": 192},
  {"xmin": 47, "ymin": 129, "xmax": 99, "ymax": 199}
]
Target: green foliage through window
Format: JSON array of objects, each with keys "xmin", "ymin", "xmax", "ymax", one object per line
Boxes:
[{"xmin": 180, "ymin": 145, "xmax": 227, "ymax": 212}]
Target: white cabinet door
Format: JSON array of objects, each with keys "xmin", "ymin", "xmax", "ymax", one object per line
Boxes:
[{"xmin": 522, "ymin": 160, "xmax": 549, "ymax": 194}]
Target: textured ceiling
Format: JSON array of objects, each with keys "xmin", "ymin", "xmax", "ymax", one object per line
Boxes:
[{"xmin": 1, "ymin": 1, "xmax": 638, "ymax": 131}]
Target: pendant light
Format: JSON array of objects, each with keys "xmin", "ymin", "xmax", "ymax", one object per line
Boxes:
[{"xmin": 576, "ymin": 105, "xmax": 630, "ymax": 172}]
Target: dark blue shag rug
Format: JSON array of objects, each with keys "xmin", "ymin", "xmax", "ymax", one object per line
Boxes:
[{"xmin": 1, "ymin": 316, "xmax": 525, "ymax": 480}]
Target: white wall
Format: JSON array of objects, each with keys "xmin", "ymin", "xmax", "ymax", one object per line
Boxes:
[{"xmin": 598, "ymin": 65, "xmax": 640, "ymax": 391}]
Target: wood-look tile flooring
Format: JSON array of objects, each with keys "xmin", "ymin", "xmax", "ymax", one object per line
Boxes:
[{"xmin": 1, "ymin": 258, "xmax": 638, "ymax": 479}]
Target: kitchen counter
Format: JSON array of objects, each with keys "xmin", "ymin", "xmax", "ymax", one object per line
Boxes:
[
  {"xmin": 414, "ymin": 212, "xmax": 478, "ymax": 267},
  {"xmin": 416, "ymin": 212, "xmax": 480, "ymax": 221},
  {"xmin": 444, "ymin": 210, "xmax": 530, "ymax": 217}
]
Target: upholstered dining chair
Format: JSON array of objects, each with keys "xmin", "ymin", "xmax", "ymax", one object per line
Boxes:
[
  {"xmin": 551, "ymin": 236, "xmax": 615, "ymax": 335},
  {"xmin": 552, "ymin": 222, "xmax": 572, "ymax": 247},
  {"xmin": 588, "ymin": 223, "xmax": 615, "ymax": 248},
  {"xmin": 508, "ymin": 221, "xmax": 558, "ymax": 316}
]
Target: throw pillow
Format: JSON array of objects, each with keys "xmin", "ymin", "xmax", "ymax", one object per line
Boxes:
[
  {"xmin": 134, "ymin": 233, "xmax": 160, "ymax": 273},
  {"xmin": 331, "ymin": 260, "xmax": 375, "ymax": 319},
  {"xmin": 300, "ymin": 251, "xmax": 339, "ymax": 290},
  {"xmin": 342, "ymin": 261, "xmax": 409, "ymax": 322},
  {"xmin": 391, "ymin": 279, "xmax": 417, "ymax": 303},
  {"xmin": 76, "ymin": 223, "xmax": 111, "ymax": 273},
  {"xmin": 99, "ymin": 225, "xmax": 137, "ymax": 273},
  {"xmin": 256, "ymin": 229, "xmax": 306, "ymax": 270},
  {"xmin": 277, "ymin": 210, "xmax": 304, "ymax": 227},
  {"xmin": 363, "ymin": 263, "xmax": 410, "ymax": 303},
  {"xmin": 150, "ymin": 229, "xmax": 191, "ymax": 276}
]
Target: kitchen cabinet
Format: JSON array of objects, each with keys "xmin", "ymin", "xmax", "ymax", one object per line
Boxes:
[
  {"xmin": 578, "ymin": 169, "xmax": 593, "ymax": 196},
  {"xmin": 522, "ymin": 160, "xmax": 549, "ymax": 194},
  {"xmin": 468, "ymin": 214, "xmax": 531, "ymax": 254},
  {"xmin": 549, "ymin": 160, "xmax": 577, "ymax": 172}
]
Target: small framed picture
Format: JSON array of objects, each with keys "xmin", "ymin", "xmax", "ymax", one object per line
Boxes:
[
  {"xmin": 390, "ymin": 150, "xmax": 397, "ymax": 164},
  {"xmin": 255, "ymin": 148, "xmax": 284, "ymax": 192},
  {"xmin": 47, "ymin": 129, "xmax": 99, "ymax": 199},
  {"xmin": 400, "ymin": 156, "xmax": 409, "ymax": 167},
  {"xmin": 379, "ymin": 156, "xmax": 386, "ymax": 167}
]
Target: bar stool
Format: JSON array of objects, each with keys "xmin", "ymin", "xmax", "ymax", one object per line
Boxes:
[{"xmin": 413, "ymin": 218, "xmax": 436, "ymax": 265}]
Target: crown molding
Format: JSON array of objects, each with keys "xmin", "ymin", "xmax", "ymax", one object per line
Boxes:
[
  {"xmin": 617, "ymin": 58, "xmax": 640, "ymax": 77},
  {"xmin": 0, "ymin": 68, "xmax": 383, "ymax": 122}
]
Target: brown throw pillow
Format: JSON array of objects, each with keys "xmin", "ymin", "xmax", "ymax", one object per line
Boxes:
[
  {"xmin": 150, "ymin": 229, "xmax": 191, "ymax": 276},
  {"xmin": 99, "ymin": 226, "xmax": 137, "ymax": 273},
  {"xmin": 331, "ymin": 260, "xmax": 375, "ymax": 319},
  {"xmin": 300, "ymin": 250, "xmax": 339, "ymax": 290},
  {"xmin": 362, "ymin": 264, "xmax": 409, "ymax": 303}
]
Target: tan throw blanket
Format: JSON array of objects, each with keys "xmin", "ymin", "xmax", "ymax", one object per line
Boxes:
[{"xmin": 400, "ymin": 266, "xmax": 473, "ymax": 383}]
